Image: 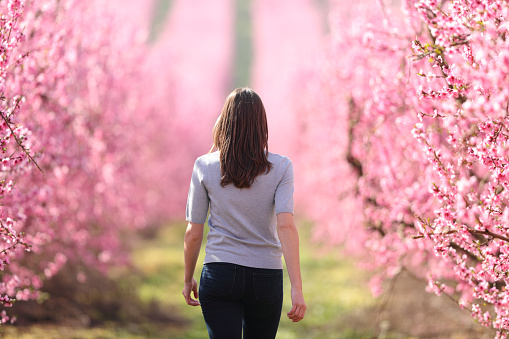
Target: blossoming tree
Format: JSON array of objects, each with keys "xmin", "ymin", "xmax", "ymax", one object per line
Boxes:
[
  {"xmin": 0, "ymin": 0, "xmax": 33, "ymax": 319},
  {"xmin": 297, "ymin": 0, "xmax": 509, "ymax": 336},
  {"xmin": 0, "ymin": 0, "xmax": 236, "ymax": 324},
  {"xmin": 0, "ymin": 0, "xmax": 158, "ymax": 323}
]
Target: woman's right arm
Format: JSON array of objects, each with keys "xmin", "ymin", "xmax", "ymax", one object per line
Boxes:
[
  {"xmin": 277, "ymin": 212, "xmax": 306, "ymax": 322},
  {"xmin": 182, "ymin": 221, "xmax": 204, "ymax": 306}
]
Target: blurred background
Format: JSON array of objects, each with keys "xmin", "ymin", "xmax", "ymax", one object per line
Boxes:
[{"xmin": 0, "ymin": 0, "xmax": 498, "ymax": 338}]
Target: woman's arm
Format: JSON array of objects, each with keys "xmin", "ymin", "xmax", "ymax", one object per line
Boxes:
[
  {"xmin": 182, "ymin": 222, "xmax": 204, "ymax": 306},
  {"xmin": 277, "ymin": 212, "xmax": 306, "ymax": 322}
]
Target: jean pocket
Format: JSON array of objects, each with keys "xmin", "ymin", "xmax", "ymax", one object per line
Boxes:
[
  {"xmin": 253, "ymin": 270, "xmax": 283, "ymax": 304},
  {"xmin": 199, "ymin": 263, "xmax": 237, "ymax": 298}
]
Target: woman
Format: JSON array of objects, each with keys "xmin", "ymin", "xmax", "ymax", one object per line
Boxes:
[{"xmin": 182, "ymin": 87, "xmax": 306, "ymax": 339}]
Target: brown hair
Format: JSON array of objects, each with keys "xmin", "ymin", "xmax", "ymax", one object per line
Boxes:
[{"xmin": 211, "ymin": 88, "xmax": 272, "ymax": 188}]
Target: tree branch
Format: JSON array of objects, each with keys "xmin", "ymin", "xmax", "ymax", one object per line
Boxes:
[
  {"xmin": 412, "ymin": 228, "xmax": 509, "ymax": 243},
  {"xmin": 346, "ymin": 97, "xmax": 363, "ymax": 177},
  {"xmin": 0, "ymin": 96, "xmax": 43, "ymax": 173}
]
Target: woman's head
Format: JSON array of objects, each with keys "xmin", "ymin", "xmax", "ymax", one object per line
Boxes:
[{"xmin": 212, "ymin": 88, "xmax": 272, "ymax": 188}]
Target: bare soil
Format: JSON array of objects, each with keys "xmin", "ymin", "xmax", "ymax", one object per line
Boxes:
[{"xmin": 343, "ymin": 271, "xmax": 497, "ymax": 338}]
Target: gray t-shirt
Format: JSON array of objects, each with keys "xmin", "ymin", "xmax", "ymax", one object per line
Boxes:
[{"xmin": 186, "ymin": 151, "xmax": 294, "ymax": 269}]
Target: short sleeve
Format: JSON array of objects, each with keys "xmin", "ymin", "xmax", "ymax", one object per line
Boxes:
[
  {"xmin": 275, "ymin": 159, "xmax": 294, "ymax": 215},
  {"xmin": 186, "ymin": 159, "xmax": 210, "ymax": 223}
]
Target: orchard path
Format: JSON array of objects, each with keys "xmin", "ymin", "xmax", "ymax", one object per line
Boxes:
[{"xmin": 148, "ymin": 1, "xmax": 500, "ymax": 338}]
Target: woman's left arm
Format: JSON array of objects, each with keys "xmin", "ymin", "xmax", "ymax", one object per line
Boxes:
[{"xmin": 182, "ymin": 222, "xmax": 204, "ymax": 306}]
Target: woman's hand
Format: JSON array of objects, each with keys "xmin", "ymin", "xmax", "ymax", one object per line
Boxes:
[
  {"xmin": 182, "ymin": 278, "xmax": 200, "ymax": 306},
  {"xmin": 287, "ymin": 286, "xmax": 306, "ymax": 322}
]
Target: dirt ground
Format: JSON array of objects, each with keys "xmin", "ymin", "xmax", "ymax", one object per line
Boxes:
[
  {"xmin": 2, "ymin": 237, "xmax": 500, "ymax": 339},
  {"xmin": 344, "ymin": 271, "xmax": 497, "ymax": 339},
  {"xmin": 2, "ymin": 271, "xmax": 499, "ymax": 339}
]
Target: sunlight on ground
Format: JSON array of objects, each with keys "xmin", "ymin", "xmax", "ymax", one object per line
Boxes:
[{"xmin": 2, "ymin": 220, "xmax": 378, "ymax": 338}]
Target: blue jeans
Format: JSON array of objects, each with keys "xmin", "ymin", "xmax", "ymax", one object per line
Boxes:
[{"xmin": 199, "ymin": 262, "xmax": 283, "ymax": 339}]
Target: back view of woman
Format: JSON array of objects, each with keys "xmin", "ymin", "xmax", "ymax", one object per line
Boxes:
[{"xmin": 182, "ymin": 88, "xmax": 306, "ymax": 339}]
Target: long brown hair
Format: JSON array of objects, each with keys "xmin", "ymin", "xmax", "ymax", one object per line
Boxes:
[{"xmin": 211, "ymin": 88, "xmax": 272, "ymax": 188}]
